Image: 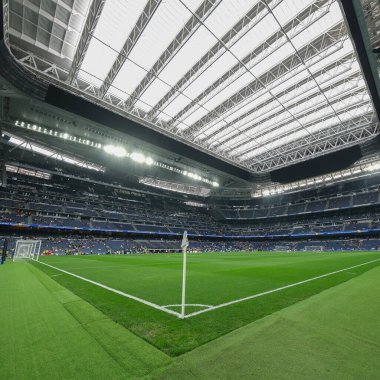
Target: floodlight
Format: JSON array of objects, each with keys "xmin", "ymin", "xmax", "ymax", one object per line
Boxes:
[
  {"xmin": 145, "ymin": 156, "xmax": 154, "ymax": 165},
  {"xmin": 103, "ymin": 145, "xmax": 127, "ymax": 157},
  {"xmin": 62, "ymin": 133, "xmax": 69, "ymax": 139},
  {"xmin": 131, "ymin": 152, "xmax": 145, "ymax": 163},
  {"xmin": 212, "ymin": 181, "xmax": 219, "ymax": 187}
]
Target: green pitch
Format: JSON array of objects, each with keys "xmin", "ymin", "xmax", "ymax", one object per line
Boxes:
[{"xmin": 33, "ymin": 251, "xmax": 380, "ymax": 356}]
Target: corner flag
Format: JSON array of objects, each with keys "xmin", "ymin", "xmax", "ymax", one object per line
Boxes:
[
  {"xmin": 181, "ymin": 231, "xmax": 189, "ymax": 319},
  {"xmin": 181, "ymin": 230, "xmax": 189, "ymax": 253}
]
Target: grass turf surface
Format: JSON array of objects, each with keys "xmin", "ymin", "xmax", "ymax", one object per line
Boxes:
[
  {"xmin": 152, "ymin": 264, "xmax": 380, "ymax": 380},
  {"xmin": 32, "ymin": 251, "xmax": 380, "ymax": 356},
  {"xmin": 0, "ymin": 261, "xmax": 170, "ymax": 380}
]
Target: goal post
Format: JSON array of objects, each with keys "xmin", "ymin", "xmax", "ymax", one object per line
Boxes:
[
  {"xmin": 304, "ymin": 245, "xmax": 325, "ymax": 252},
  {"xmin": 13, "ymin": 240, "xmax": 42, "ymax": 262},
  {"xmin": 274, "ymin": 245, "xmax": 292, "ymax": 252}
]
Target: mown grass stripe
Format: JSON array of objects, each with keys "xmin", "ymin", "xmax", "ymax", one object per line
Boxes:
[
  {"xmin": 184, "ymin": 257, "xmax": 380, "ymax": 318},
  {"xmin": 36, "ymin": 259, "xmax": 181, "ymax": 318}
]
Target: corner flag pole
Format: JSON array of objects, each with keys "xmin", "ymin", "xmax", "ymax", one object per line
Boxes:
[{"xmin": 181, "ymin": 231, "xmax": 189, "ymax": 319}]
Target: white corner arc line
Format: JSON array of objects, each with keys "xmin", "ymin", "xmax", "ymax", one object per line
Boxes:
[
  {"xmin": 184, "ymin": 258, "xmax": 380, "ymax": 319},
  {"xmin": 35, "ymin": 260, "xmax": 181, "ymax": 318},
  {"xmin": 163, "ymin": 304, "xmax": 213, "ymax": 308}
]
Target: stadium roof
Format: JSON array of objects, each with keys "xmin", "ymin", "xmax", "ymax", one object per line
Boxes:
[{"xmin": 2, "ymin": 0, "xmax": 380, "ymax": 174}]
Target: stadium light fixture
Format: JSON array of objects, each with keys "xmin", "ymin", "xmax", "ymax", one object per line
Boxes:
[
  {"xmin": 13, "ymin": 120, "xmax": 218, "ymax": 185},
  {"xmin": 130, "ymin": 152, "xmax": 146, "ymax": 163},
  {"xmin": 184, "ymin": 201, "xmax": 207, "ymax": 207},
  {"xmin": 181, "ymin": 168, "xmax": 219, "ymax": 187},
  {"xmin": 253, "ymin": 157, "xmax": 380, "ymax": 198},
  {"xmin": 103, "ymin": 144, "xmax": 127, "ymax": 157},
  {"xmin": 139, "ymin": 177, "xmax": 211, "ymax": 197},
  {"xmin": 145, "ymin": 156, "xmax": 154, "ymax": 165},
  {"xmin": 13, "ymin": 120, "xmax": 102, "ymax": 150},
  {"xmin": 129, "ymin": 152, "xmax": 154, "ymax": 165},
  {"xmin": 6, "ymin": 133, "xmax": 104, "ymax": 172}
]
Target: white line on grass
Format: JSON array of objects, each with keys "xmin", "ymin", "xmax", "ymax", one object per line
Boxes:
[
  {"xmin": 184, "ymin": 258, "xmax": 380, "ymax": 319},
  {"xmin": 35, "ymin": 257, "xmax": 380, "ymax": 320},
  {"xmin": 163, "ymin": 304, "xmax": 213, "ymax": 308},
  {"xmin": 35, "ymin": 260, "xmax": 181, "ymax": 318}
]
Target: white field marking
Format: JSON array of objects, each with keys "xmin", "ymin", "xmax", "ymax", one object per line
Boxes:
[
  {"xmin": 163, "ymin": 304, "xmax": 213, "ymax": 308},
  {"xmin": 55, "ymin": 265, "xmax": 135, "ymax": 271},
  {"xmin": 35, "ymin": 260, "xmax": 181, "ymax": 318},
  {"xmin": 184, "ymin": 258, "xmax": 380, "ymax": 319}
]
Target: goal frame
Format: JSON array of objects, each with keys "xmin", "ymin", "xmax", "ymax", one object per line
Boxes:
[
  {"xmin": 274, "ymin": 245, "xmax": 292, "ymax": 252},
  {"xmin": 304, "ymin": 245, "xmax": 325, "ymax": 252},
  {"xmin": 13, "ymin": 240, "xmax": 42, "ymax": 262}
]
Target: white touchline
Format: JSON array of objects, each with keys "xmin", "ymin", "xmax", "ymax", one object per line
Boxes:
[
  {"xmin": 35, "ymin": 257, "xmax": 380, "ymax": 320},
  {"xmin": 35, "ymin": 260, "xmax": 181, "ymax": 318},
  {"xmin": 184, "ymin": 258, "xmax": 380, "ymax": 319}
]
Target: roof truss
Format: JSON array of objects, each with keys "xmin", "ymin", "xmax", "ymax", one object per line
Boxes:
[{"xmin": 3, "ymin": 0, "xmax": 379, "ymax": 174}]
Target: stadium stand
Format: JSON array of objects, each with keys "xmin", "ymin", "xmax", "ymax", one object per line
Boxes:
[
  {"xmin": 1, "ymin": 172, "xmax": 380, "ymax": 245},
  {"xmin": 2, "ymin": 235, "xmax": 380, "ymax": 256}
]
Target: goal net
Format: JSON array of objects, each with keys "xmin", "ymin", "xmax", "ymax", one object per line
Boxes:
[
  {"xmin": 305, "ymin": 245, "xmax": 325, "ymax": 252},
  {"xmin": 13, "ymin": 240, "xmax": 42, "ymax": 262},
  {"xmin": 274, "ymin": 245, "xmax": 291, "ymax": 252}
]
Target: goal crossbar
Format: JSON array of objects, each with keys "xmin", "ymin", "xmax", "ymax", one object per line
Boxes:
[
  {"xmin": 305, "ymin": 245, "xmax": 325, "ymax": 252},
  {"xmin": 13, "ymin": 240, "xmax": 42, "ymax": 262}
]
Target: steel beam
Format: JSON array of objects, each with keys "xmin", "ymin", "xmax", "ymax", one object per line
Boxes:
[
  {"xmin": 339, "ymin": 0, "xmax": 380, "ymax": 119},
  {"xmin": 123, "ymin": 0, "xmax": 222, "ymax": 110},
  {"xmin": 66, "ymin": 0, "xmax": 106, "ymax": 84},
  {"xmin": 148, "ymin": 0, "xmax": 285, "ymax": 119},
  {"xmin": 166, "ymin": 0, "xmax": 332, "ymax": 126},
  {"xmin": 205, "ymin": 53, "xmax": 356, "ymax": 148},
  {"xmin": 223, "ymin": 74, "xmax": 364, "ymax": 155},
  {"xmin": 99, "ymin": 0, "xmax": 162, "ymax": 97},
  {"xmin": 250, "ymin": 121, "xmax": 379, "ymax": 172},
  {"xmin": 360, "ymin": 0, "xmax": 380, "ymax": 53},
  {"xmin": 183, "ymin": 22, "xmax": 347, "ymax": 138},
  {"xmin": 264, "ymin": 1, "xmax": 344, "ymax": 132},
  {"xmin": 245, "ymin": 108, "xmax": 376, "ymax": 169},
  {"xmin": 239, "ymin": 95, "xmax": 371, "ymax": 163},
  {"xmin": 249, "ymin": 112, "xmax": 377, "ymax": 169}
]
